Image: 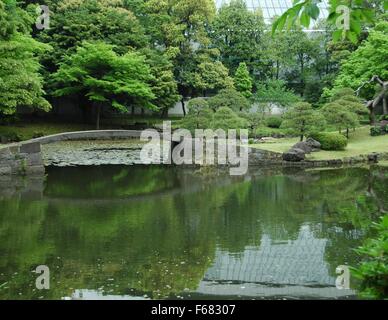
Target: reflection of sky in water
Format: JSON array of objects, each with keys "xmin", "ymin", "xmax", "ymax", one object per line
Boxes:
[
  {"xmin": 205, "ymin": 225, "xmax": 333, "ymax": 285},
  {"xmin": 201, "ymin": 225, "xmax": 355, "ymax": 298}
]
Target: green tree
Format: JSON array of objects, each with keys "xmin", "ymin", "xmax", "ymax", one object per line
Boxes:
[
  {"xmin": 335, "ymin": 21, "xmax": 388, "ymax": 121},
  {"xmin": 141, "ymin": 48, "xmax": 180, "ymax": 118},
  {"xmin": 234, "ymin": 62, "xmax": 253, "ymax": 99},
  {"xmin": 281, "ymin": 102, "xmax": 326, "ymax": 141},
  {"xmin": 0, "ymin": 0, "xmax": 51, "ymax": 116},
  {"xmin": 52, "ymin": 42, "xmax": 155, "ymax": 129},
  {"xmin": 208, "ymin": 88, "xmax": 250, "ymax": 112},
  {"xmin": 178, "ymin": 99, "xmax": 213, "ymax": 131},
  {"xmin": 143, "ymin": 0, "xmax": 218, "ymax": 115},
  {"xmin": 322, "ymin": 87, "xmax": 367, "ymax": 137},
  {"xmin": 38, "ymin": 0, "xmax": 148, "ymax": 71},
  {"xmin": 211, "ymin": 107, "xmax": 248, "ymax": 131},
  {"xmin": 209, "ymin": 0, "xmax": 266, "ymax": 74},
  {"xmin": 322, "ymin": 102, "xmax": 359, "ymax": 138}
]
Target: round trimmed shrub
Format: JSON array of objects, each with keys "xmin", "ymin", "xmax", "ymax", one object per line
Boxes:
[
  {"xmin": 265, "ymin": 116, "xmax": 283, "ymax": 128},
  {"xmin": 309, "ymin": 132, "xmax": 348, "ymax": 151}
]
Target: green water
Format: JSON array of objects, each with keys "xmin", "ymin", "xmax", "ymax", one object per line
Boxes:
[{"xmin": 0, "ymin": 165, "xmax": 387, "ymax": 300}]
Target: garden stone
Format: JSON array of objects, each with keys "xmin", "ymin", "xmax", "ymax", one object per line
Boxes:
[
  {"xmin": 306, "ymin": 138, "xmax": 321, "ymax": 150},
  {"xmin": 292, "ymin": 141, "xmax": 313, "ymax": 154},
  {"xmin": 282, "ymin": 148, "xmax": 305, "ymax": 162}
]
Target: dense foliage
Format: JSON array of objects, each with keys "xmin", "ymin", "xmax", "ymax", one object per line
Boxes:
[
  {"xmin": 352, "ymin": 216, "xmax": 388, "ymax": 299},
  {"xmin": 0, "ymin": 0, "xmax": 51, "ymax": 115},
  {"xmin": 1, "ymin": 0, "xmax": 374, "ymax": 120}
]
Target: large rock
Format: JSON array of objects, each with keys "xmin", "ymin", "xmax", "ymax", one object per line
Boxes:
[
  {"xmin": 292, "ymin": 141, "xmax": 313, "ymax": 154},
  {"xmin": 306, "ymin": 138, "xmax": 321, "ymax": 150},
  {"xmin": 282, "ymin": 148, "xmax": 306, "ymax": 162}
]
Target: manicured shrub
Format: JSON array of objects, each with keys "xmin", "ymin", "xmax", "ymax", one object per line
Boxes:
[
  {"xmin": 265, "ymin": 116, "xmax": 283, "ymax": 128},
  {"xmin": 309, "ymin": 132, "xmax": 348, "ymax": 150},
  {"xmin": 370, "ymin": 126, "xmax": 383, "ymax": 136},
  {"xmin": 211, "ymin": 107, "xmax": 248, "ymax": 131}
]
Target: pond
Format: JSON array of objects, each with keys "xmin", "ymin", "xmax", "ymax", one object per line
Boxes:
[{"xmin": 0, "ymin": 165, "xmax": 387, "ymax": 300}]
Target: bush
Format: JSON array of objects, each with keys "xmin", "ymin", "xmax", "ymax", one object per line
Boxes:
[
  {"xmin": 370, "ymin": 126, "xmax": 383, "ymax": 136},
  {"xmin": 0, "ymin": 130, "xmax": 22, "ymax": 143},
  {"xmin": 378, "ymin": 114, "xmax": 388, "ymax": 121},
  {"xmin": 253, "ymin": 126, "xmax": 286, "ymax": 138},
  {"xmin": 309, "ymin": 132, "xmax": 348, "ymax": 150},
  {"xmin": 211, "ymin": 107, "xmax": 248, "ymax": 131},
  {"xmin": 265, "ymin": 116, "xmax": 283, "ymax": 128},
  {"xmin": 351, "ymin": 216, "xmax": 388, "ymax": 299},
  {"xmin": 32, "ymin": 131, "xmax": 45, "ymax": 139}
]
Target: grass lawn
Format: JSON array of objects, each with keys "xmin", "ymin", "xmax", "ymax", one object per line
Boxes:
[
  {"xmin": 0, "ymin": 122, "xmax": 97, "ymax": 142},
  {"xmin": 251, "ymin": 126, "xmax": 388, "ymax": 160}
]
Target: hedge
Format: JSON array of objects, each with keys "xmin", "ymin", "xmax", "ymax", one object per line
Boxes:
[{"xmin": 309, "ymin": 132, "xmax": 348, "ymax": 151}]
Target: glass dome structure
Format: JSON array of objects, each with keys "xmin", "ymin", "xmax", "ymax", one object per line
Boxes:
[{"xmin": 215, "ymin": 0, "xmax": 329, "ymax": 28}]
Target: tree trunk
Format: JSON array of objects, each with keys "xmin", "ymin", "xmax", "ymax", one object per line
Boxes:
[
  {"xmin": 160, "ymin": 107, "xmax": 168, "ymax": 119},
  {"xmin": 181, "ymin": 98, "xmax": 186, "ymax": 116},
  {"xmin": 79, "ymin": 94, "xmax": 90, "ymax": 124},
  {"xmin": 300, "ymin": 134, "xmax": 304, "ymax": 142},
  {"xmin": 131, "ymin": 106, "xmax": 135, "ymax": 116},
  {"xmin": 346, "ymin": 128, "xmax": 349, "ymax": 138},
  {"xmin": 383, "ymin": 97, "xmax": 388, "ymax": 115},
  {"xmin": 367, "ymin": 101, "xmax": 376, "ymax": 125},
  {"xmin": 96, "ymin": 104, "xmax": 101, "ymax": 130}
]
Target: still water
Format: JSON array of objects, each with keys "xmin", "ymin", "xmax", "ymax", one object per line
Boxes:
[{"xmin": 0, "ymin": 165, "xmax": 387, "ymax": 300}]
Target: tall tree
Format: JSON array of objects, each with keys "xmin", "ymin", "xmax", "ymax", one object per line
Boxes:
[
  {"xmin": 209, "ymin": 0, "xmax": 265, "ymax": 75},
  {"xmin": 234, "ymin": 62, "xmax": 252, "ymax": 100},
  {"xmin": 0, "ymin": 0, "xmax": 51, "ymax": 116},
  {"xmin": 143, "ymin": 0, "xmax": 223, "ymax": 115},
  {"xmin": 141, "ymin": 48, "xmax": 180, "ymax": 118},
  {"xmin": 52, "ymin": 42, "xmax": 155, "ymax": 129},
  {"xmin": 335, "ymin": 20, "xmax": 388, "ymax": 122},
  {"xmin": 38, "ymin": 0, "xmax": 148, "ymax": 71}
]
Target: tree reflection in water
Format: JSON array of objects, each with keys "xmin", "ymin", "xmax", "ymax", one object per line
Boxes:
[{"xmin": 0, "ymin": 165, "xmax": 386, "ymax": 299}]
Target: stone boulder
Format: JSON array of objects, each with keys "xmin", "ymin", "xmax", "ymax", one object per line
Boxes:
[
  {"xmin": 292, "ymin": 141, "xmax": 313, "ymax": 154},
  {"xmin": 282, "ymin": 148, "xmax": 306, "ymax": 162},
  {"xmin": 306, "ymin": 138, "xmax": 321, "ymax": 150}
]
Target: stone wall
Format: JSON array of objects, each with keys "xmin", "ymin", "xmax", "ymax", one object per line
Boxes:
[{"xmin": 0, "ymin": 142, "xmax": 44, "ymax": 176}]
